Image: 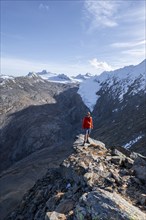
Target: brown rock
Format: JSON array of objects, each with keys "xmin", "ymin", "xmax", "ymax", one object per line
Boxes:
[{"xmin": 45, "ymin": 211, "xmax": 66, "ymax": 220}]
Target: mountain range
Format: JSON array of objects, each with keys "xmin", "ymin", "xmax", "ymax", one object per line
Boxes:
[
  {"xmin": 26, "ymin": 71, "xmax": 94, "ymax": 83},
  {"xmin": 0, "ymin": 59, "xmax": 146, "ymax": 219}
]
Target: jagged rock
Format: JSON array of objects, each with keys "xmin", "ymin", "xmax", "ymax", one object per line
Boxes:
[
  {"xmin": 110, "ymin": 169, "xmax": 123, "ymax": 185},
  {"xmin": 110, "ymin": 146, "xmax": 131, "ymax": 157},
  {"xmin": 75, "ymin": 188, "xmax": 146, "ymax": 220},
  {"xmin": 111, "ymin": 148, "xmax": 126, "ymax": 158},
  {"xmin": 105, "ymin": 176, "xmax": 116, "ymax": 184}
]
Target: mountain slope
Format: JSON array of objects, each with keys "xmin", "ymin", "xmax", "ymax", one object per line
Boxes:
[
  {"xmin": 78, "ymin": 60, "xmax": 146, "ymax": 155},
  {"xmin": 0, "ymin": 76, "xmax": 88, "ymax": 172}
]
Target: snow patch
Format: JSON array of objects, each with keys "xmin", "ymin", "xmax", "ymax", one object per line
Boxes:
[
  {"xmin": 112, "ymin": 108, "xmax": 118, "ymax": 112},
  {"xmin": 124, "ymin": 135, "xmax": 144, "ymax": 149},
  {"xmin": 0, "ymin": 75, "xmax": 14, "ymax": 80}
]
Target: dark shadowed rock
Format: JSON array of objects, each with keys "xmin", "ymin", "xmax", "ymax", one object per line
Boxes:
[{"xmin": 133, "ymin": 157, "xmax": 146, "ymax": 183}]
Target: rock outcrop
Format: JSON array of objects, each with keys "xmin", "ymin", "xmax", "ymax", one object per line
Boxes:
[{"xmin": 5, "ymin": 135, "xmax": 146, "ymax": 220}]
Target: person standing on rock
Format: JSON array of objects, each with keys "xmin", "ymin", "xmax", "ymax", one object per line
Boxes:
[{"xmin": 82, "ymin": 112, "xmax": 93, "ymax": 145}]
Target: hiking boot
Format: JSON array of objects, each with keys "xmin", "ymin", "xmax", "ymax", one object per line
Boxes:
[{"xmin": 81, "ymin": 141, "xmax": 86, "ymax": 146}]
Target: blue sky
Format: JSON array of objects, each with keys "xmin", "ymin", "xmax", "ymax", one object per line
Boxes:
[{"xmin": 1, "ymin": 0, "xmax": 145, "ymax": 76}]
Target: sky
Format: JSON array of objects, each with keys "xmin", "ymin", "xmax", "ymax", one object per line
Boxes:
[{"xmin": 0, "ymin": 0, "xmax": 146, "ymax": 76}]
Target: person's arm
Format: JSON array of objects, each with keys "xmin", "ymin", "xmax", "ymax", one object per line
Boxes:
[{"xmin": 91, "ymin": 117, "xmax": 93, "ymax": 129}]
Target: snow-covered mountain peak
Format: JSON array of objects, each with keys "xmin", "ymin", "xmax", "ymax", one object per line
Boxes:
[
  {"xmin": 37, "ymin": 70, "xmax": 48, "ymax": 75},
  {"xmin": 85, "ymin": 72, "xmax": 93, "ymax": 77},
  {"xmin": 27, "ymin": 72, "xmax": 39, "ymax": 78},
  {"xmin": 57, "ymin": 74, "xmax": 71, "ymax": 81},
  {"xmin": 0, "ymin": 74, "xmax": 15, "ymax": 85},
  {"xmin": 73, "ymin": 73, "xmax": 94, "ymax": 81},
  {"xmin": 0, "ymin": 74, "xmax": 14, "ymax": 80},
  {"xmin": 26, "ymin": 71, "xmax": 94, "ymax": 84},
  {"xmin": 78, "ymin": 59, "xmax": 146, "ymax": 112},
  {"xmin": 100, "ymin": 59, "xmax": 145, "ymax": 81}
]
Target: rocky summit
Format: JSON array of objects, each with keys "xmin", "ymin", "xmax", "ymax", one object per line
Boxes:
[{"xmin": 5, "ymin": 135, "xmax": 146, "ymax": 220}]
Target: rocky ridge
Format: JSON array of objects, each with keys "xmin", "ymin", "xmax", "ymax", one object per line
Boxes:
[{"xmin": 5, "ymin": 135, "xmax": 146, "ymax": 220}]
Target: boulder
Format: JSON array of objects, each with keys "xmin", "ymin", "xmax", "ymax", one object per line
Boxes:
[
  {"xmin": 75, "ymin": 188, "xmax": 146, "ymax": 220},
  {"xmin": 133, "ymin": 157, "xmax": 146, "ymax": 183}
]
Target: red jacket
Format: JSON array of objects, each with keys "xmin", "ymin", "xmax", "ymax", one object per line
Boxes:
[{"xmin": 82, "ymin": 116, "xmax": 93, "ymax": 129}]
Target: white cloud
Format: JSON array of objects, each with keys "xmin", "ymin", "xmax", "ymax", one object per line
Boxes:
[
  {"xmin": 118, "ymin": 3, "xmax": 145, "ymax": 22},
  {"xmin": 83, "ymin": 0, "xmax": 119, "ymax": 29},
  {"xmin": 39, "ymin": 3, "xmax": 49, "ymax": 11},
  {"xmin": 83, "ymin": 0, "xmax": 145, "ymax": 33},
  {"xmin": 110, "ymin": 39, "xmax": 145, "ymax": 60},
  {"xmin": 111, "ymin": 40, "xmax": 146, "ymax": 48},
  {"xmin": 89, "ymin": 58, "xmax": 113, "ymax": 71},
  {"xmin": 122, "ymin": 49, "xmax": 145, "ymax": 57}
]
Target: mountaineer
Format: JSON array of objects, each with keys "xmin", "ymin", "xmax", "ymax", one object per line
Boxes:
[{"xmin": 82, "ymin": 112, "xmax": 93, "ymax": 145}]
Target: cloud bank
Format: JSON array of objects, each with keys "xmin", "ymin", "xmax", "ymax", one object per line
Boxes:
[{"xmin": 89, "ymin": 58, "xmax": 113, "ymax": 71}]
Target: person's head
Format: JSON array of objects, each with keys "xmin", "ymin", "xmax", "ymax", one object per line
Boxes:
[{"xmin": 87, "ymin": 112, "xmax": 91, "ymax": 117}]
